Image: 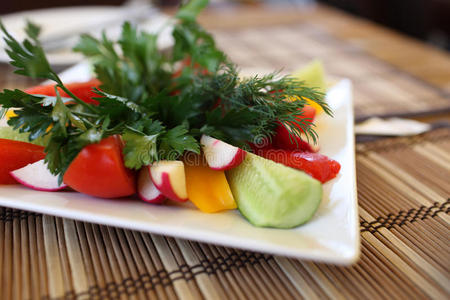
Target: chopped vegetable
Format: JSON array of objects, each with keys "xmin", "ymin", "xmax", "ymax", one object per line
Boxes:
[
  {"xmin": 256, "ymin": 149, "xmax": 341, "ymax": 183},
  {"xmin": 149, "ymin": 161, "xmax": 188, "ymax": 202},
  {"xmin": 0, "ymin": 139, "xmax": 45, "ymax": 184},
  {"xmin": 185, "ymin": 154, "xmax": 236, "ymax": 213},
  {"xmin": 63, "ymin": 135, "xmax": 136, "ymax": 198},
  {"xmin": 226, "ymin": 153, "xmax": 322, "ymax": 228},
  {"xmin": 273, "ymin": 123, "xmax": 319, "ymax": 152},
  {"xmin": 292, "ymin": 60, "xmax": 327, "ymax": 113},
  {"xmin": 25, "ymin": 79, "xmax": 101, "ymax": 105},
  {"xmin": 10, "ymin": 159, "xmax": 67, "ymax": 191}
]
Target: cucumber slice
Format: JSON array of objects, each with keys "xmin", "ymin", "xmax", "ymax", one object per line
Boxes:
[
  {"xmin": 0, "ymin": 126, "xmax": 48, "ymax": 146},
  {"xmin": 226, "ymin": 153, "xmax": 322, "ymax": 228},
  {"xmin": 292, "ymin": 59, "xmax": 326, "ymax": 93}
]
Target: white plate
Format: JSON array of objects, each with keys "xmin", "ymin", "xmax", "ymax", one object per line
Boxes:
[
  {"xmin": 0, "ymin": 6, "xmax": 173, "ymax": 65},
  {"xmin": 0, "ymin": 65, "xmax": 359, "ymax": 265}
]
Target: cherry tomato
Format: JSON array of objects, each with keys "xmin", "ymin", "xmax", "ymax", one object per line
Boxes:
[
  {"xmin": 63, "ymin": 135, "xmax": 136, "ymax": 198},
  {"xmin": 0, "ymin": 139, "xmax": 45, "ymax": 184},
  {"xmin": 25, "ymin": 79, "xmax": 101, "ymax": 105}
]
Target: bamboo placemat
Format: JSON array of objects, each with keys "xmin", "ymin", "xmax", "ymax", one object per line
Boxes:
[
  {"xmin": 210, "ymin": 23, "xmax": 450, "ymax": 121},
  {"xmin": 0, "ymin": 127, "xmax": 449, "ymax": 299}
]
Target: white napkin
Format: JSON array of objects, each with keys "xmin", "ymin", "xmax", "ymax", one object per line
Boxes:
[{"xmin": 355, "ymin": 117, "xmax": 431, "ymax": 136}]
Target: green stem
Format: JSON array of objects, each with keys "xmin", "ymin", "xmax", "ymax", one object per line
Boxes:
[
  {"xmin": 72, "ymin": 111, "xmax": 98, "ymax": 118},
  {"xmin": 56, "ymin": 83, "xmax": 99, "ymax": 113}
]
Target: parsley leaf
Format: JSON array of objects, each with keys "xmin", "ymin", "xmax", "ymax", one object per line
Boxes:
[
  {"xmin": 122, "ymin": 130, "xmax": 159, "ymax": 169},
  {"xmin": 176, "ymin": 0, "xmax": 209, "ymax": 23},
  {"xmin": 159, "ymin": 125, "xmax": 200, "ymax": 159}
]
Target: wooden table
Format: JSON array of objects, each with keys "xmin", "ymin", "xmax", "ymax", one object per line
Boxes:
[{"xmin": 0, "ymin": 3, "xmax": 449, "ymax": 299}]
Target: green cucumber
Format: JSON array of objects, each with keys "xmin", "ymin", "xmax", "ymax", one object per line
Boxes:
[
  {"xmin": 226, "ymin": 153, "xmax": 322, "ymax": 228},
  {"xmin": 0, "ymin": 126, "xmax": 48, "ymax": 146},
  {"xmin": 292, "ymin": 59, "xmax": 326, "ymax": 93}
]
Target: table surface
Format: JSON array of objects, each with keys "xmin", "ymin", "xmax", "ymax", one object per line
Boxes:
[{"xmin": 0, "ymin": 3, "xmax": 449, "ymax": 299}]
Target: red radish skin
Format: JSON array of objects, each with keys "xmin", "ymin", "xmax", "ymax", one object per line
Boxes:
[
  {"xmin": 208, "ymin": 148, "xmax": 246, "ymax": 171},
  {"xmin": 200, "ymin": 135, "xmax": 246, "ymax": 170},
  {"xmin": 137, "ymin": 168, "xmax": 165, "ymax": 204},
  {"xmin": 10, "ymin": 159, "xmax": 67, "ymax": 191},
  {"xmin": 150, "ymin": 172, "xmax": 187, "ymax": 202},
  {"xmin": 149, "ymin": 161, "xmax": 188, "ymax": 202}
]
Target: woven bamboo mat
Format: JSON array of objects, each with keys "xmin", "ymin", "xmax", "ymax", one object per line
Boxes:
[
  {"xmin": 0, "ymin": 128, "xmax": 449, "ymax": 299},
  {"xmin": 211, "ymin": 24, "xmax": 450, "ymax": 121}
]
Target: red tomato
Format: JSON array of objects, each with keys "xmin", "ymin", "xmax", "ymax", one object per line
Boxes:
[
  {"xmin": 63, "ymin": 136, "xmax": 136, "ymax": 198},
  {"xmin": 25, "ymin": 79, "xmax": 101, "ymax": 105},
  {"xmin": 257, "ymin": 149, "xmax": 341, "ymax": 183},
  {"xmin": 0, "ymin": 139, "xmax": 46, "ymax": 184},
  {"xmin": 296, "ymin": 105, "xmax": 316, "ymax": 123}
]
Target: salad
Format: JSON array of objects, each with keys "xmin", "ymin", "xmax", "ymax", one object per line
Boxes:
[{"xmin": 0, "ymin": 0, "xmax": 340, "ymax": 229}]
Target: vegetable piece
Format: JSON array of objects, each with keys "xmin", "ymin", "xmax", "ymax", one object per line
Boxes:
[
  {"xmin": 226, "ymin": 153, "xmax": 322, "ymax": 228},
  {"xmin": 0, "ymin": 139, "xmax": 45, "ymax": 184},
  {"xmin": 137, "ymin": 168, "xmax": 165, "ymax": 204},
  {"xmin": 292, "ymin": 60, "xmax": 326, "ymax": 113},
  {"xmin": 63, "ymin": 135, "xmax": 136, "ymax": 198},
  {"xmin": 0, "ymin": 126, "xmax": 48, "ymax": 146},
  {"xmin": 296, "ymin": 105, "xmax": 316, "ymax": 123},
  {"xmin": 25, "ymin": 79, "xmax": 101, "ymax": 105},
  {"xmin": 200, "ymin": 135, "xmax": 246, "ymax": 170},
  {"xmin": 149, "ymin": 161, "xmax": 188, "ymax": 202},
  {"xmin": 273, "ymin": 123, "xmax": 319, "ymax": 152},
  {"xmin": 10, "ymin": 159, "xmax": 67, "ymax": 191},
  {"xmin": 184, "ymin": 154, "xmax": 236, "ymax": 213},
  {"xmin": 256, "ymin": 149, "xmax": 341, "ymax": 183}
]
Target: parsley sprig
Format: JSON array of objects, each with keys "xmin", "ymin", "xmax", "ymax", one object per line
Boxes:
[{"xmin": 0, "ymin": 0, "xmax": 330, "ymax": 182}]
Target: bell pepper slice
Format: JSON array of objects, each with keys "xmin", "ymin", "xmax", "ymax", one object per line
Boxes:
[{"xmin": 184, "ymin": 155, "xmax": 237, "ymax": 213}]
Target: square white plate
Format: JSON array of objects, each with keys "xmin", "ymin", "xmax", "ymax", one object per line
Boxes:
[{"xmin": 0, "ymin": 65, "xmax": 359, "ymax": 265}]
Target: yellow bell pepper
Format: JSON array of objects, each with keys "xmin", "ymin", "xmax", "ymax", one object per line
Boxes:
[
  {"xmin": 184, "ymin": 155, "xmax": 237, "ymax": 213},
  {"xmin": 5, "ymin": 110, "xmax": 16, "ymax": 119}
]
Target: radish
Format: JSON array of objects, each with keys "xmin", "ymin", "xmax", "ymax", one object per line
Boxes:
[
  {"xmin": 137, "ymin": 168, "xmax": 165, "ymax": 204},
  {"xmin": 149, "ymin": 161, "xmax": 188, "ymax": 202},
  {"xmin": 200, "ymin": 135, "xmax": 246, "ymax": 170},
  {"xmin": 10, "ymin": 159, "xmax": 67, "ymax": 191}
]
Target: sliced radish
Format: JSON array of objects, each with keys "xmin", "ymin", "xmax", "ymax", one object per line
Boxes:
[
  {"xmin": 150, "ymin": 161, "xmax": 188, "ymax": 202},
  {"xmin": 10, "ymin": 159, "xmax": 67, "ymax": 191},
  {"xmin": 200, "ymin": 135, "xmax": 246, "ymax": 170},
  {"xmin": 137, "ymin": 167, "xmax": 165, "ymax": 204}
]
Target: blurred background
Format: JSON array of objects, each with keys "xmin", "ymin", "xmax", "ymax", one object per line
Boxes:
[{"xmin": 1, "ymin": 0, "xmax": 449, "ymax": 51}]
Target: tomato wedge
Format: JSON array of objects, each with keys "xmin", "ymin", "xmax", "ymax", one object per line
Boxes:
[
  {"xmin": 25, "ymin": 79, "xmax": 101, "ymax": 105},
  {"xmin": 0, "ymin": 139, "xmax": 46, "ymax": 184},
  {"xmin": 63, "ymin": 135, "xmax": 136, "ymax": 198}
]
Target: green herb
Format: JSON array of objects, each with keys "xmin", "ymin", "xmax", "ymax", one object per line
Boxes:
[{"xmin": 0, "ymin": 0, "xmax": 330, "ymax": 181}]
